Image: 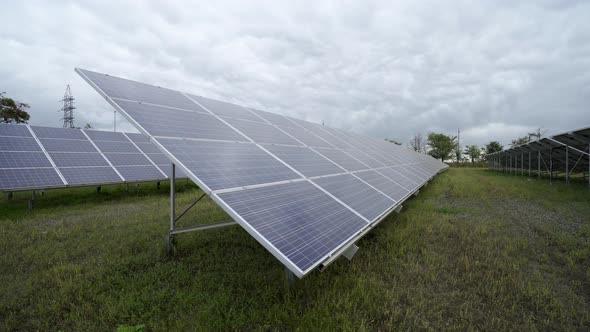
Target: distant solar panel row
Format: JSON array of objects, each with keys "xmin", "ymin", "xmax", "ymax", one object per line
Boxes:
[
  {"xmin": 77, "ymin": 68, "xmax": 448, "ymax": 278},
  {"xmin": 0, "ymin": 124, "xmax": 183, "ymax": 191}
]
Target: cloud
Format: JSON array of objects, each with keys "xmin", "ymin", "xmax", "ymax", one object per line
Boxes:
[{"xmin": 1, "ymin": 0, "xmax": 589, "ymax": 146}]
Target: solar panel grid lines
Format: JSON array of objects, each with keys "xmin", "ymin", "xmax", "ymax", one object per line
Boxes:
[
  {"xmin": 215, "ymin": 181, "xmax": 369, "ymax": 275},
  {"xmin": 26, "ymin": 125, "xmax": 68, "ymax": 186},
  {"xmin": 80, "ymin": 130, "xmax": 125, "ymax": 182},
  {"xmin": 76, "ymin": 68, "xmax": 449, "ymax": 277},
  {"xmin": 122, "ymin": 132, "xmax": 168, "ymax": 179},
  {"xmin": 354, "ymin": 170, "xmax": 410, "ymax": 202}
]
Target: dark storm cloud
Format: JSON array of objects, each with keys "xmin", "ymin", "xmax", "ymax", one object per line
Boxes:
[{"xmin": 1, "ymin": 0, "xmax": 589, "ymax": 147}]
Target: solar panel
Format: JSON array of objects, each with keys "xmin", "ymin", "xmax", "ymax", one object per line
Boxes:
[
  {"xmin": 276, "ymin": 125, "xmax": 335, "ymax": 148},
  {"xmin": 354, "ymin": 170, "xmax": 410, "ymax": 202},
  {"xmin": 249, "ymin": 108, "xmax": 300, "ymax": 128},
  {"xmin": 31, "ymin": 126, "xmax": 86, "ymax": 140},
  {"xmin": 59, "ymin": 166, "xmax": 122, "ymax": 185},
  {"xmin": 313, "ymin": 148, "xmax": 368, "ymax": 172},
  {"xmin": 263, "ymin": 145, "xmax": 345, "ymax": 177},
  {"xmin": 217, "ymin": 181, "xmax": 367, "ymax": 273},
  {"xmin": 0, "ymin": 168, "xmax": 64, "ymax": 190},
  {"xmin": 223, "ymin": 117, "xmax": 301, "ymax": 146},
  {"xmin": 189, "ymin": 94, "xmax": 264, "ymax": 122},
  {"xmin": 312, "ymin": 174, "xmax": 395, "ymax": 221},
  {"xmin": 158, "ymin": 138, "xmax": 300, "ymax": 191},
  {"xmin": 77, "ymin": 68, "xmax": 448, "ymax": 278},
  {"xmin": 0, "ymin": 124, "xmax": 33, "ymax": 137},
  {"xmin": 0, "ymin": 152, "xmax": 54, "ymax": 168},
  {"xmin": 0, "ymin": 124, "xmax": 187, "ymax": 191},
  {"xmin": 113, "ymin": 99, "xmax": 247, "ymax": 142},
  {"xmin": 0, "ymin": 137, "xmax": 42, "ymax": 152}
]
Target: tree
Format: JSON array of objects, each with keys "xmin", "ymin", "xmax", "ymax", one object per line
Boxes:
[
  {"xmin": 527, "ymin": 127, "xmax": 546, "ymax": 141},
  {"xmin": 0, "ymin": 92, "xmax": 30, "ymax": 123},
  {"xmin": 510, "ymin": 135, "xmax": 530, "ymax": 147},
  {"xmin": 427, "ymin": 132, "xmax": 456, "ymax": 162},
  {"xmin": 83, "ymin": 123, "xmax": 93, "ymax": 129},
  {"xmin": 464, "ymin": 145, "xmax": 482, "ymax": 163},
  {"xmin": 485, "ymin": 141, "xmax": 503, "ymax": 155},
  {"xmin": 408, "ymin": 133, "xmax": 426, "ymax": 153}
]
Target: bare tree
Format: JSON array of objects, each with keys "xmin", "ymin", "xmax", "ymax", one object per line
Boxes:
[{"xmin": 408, "ymin": 133, "xmax": 426, "ymax": 153}]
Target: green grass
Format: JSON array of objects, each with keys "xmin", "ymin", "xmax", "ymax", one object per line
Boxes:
[{"xmin": 1, "ymin": 169, "xmax": 589, "ymax": 330}]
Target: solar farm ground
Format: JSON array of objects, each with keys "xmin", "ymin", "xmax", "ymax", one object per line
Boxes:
[{"xmin": 1, "ymin": 168, "xmax": 589, "ymax": 330}]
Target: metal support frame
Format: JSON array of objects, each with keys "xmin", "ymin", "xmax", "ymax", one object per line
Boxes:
[
  {"xmin": 165, "ymin": 163, "xmax": 237, "ymax": 255},
  {"xmin": 96, "ymin": 186, "xmax": 101, "ymax": 193},
  {"xmin": 565, "ymin": 146, "xmax": 569, "ymax": 185},
  {"xmin": 549, "ymin": 148, "xmax": 553, "ymax": 184},
  {"xmin": 521, "ymin": 152, "xmax": 524, "ymax": 176},
  {"xmin": 537, "ymin": 150, "xmax": 541, "ymax": 179},
  {"xmin": 528, "ymin": 151, "xmax": 531, "ymax": 177},
  {"xmin": 28, "ymin": 190, "xmax": 36, "ymax": 210}
]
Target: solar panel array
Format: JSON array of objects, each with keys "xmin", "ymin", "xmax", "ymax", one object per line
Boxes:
[
  {"xmin": 77, "ymin": 68, "xmax": 448, "ymax": 278},
  {"xmin": 0, "ymin": 124, "xmax": 183, "ymax": 191}
]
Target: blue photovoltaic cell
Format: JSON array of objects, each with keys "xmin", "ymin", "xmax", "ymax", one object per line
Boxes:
[
  {"xmin": 40, "ymin": 138, "xmax": 97, "ymax": 153},
  {"xmin": 312, "ymin": 174, "xmax": 395, "ymax": 221},
  {"xmin": 113, "ymin": 99, "xmax": 247, "ymax": 142},
  {"xmin": 223, "ymin": 117, "xmax": 300, "ymax": 146},
  {"xmin": 144, "ymin": 153, "xmax": 171, "ymax": 165},
  {"xmin": 314, "ymin": 148, "xmax": 368, "ymax": 172},
  {"xmin": 217, "ymin": 181, "xmax": 367, "ymax": 272},
  {"xmin": 93, "ymin": 141, "xmax": 140, "ymax": 153},
  {"xmin": 291, "ymin": 120, "xmax": 352, "ymax": 149},
  {"xmin": 158, "ymin": 138, "xmax": 300, "ymax": 190},
  {"xmin": 125, "ymin": 133, "xmax": 150, "ymax": 143},
  {"xmin": 0, "ymin": 168, "xmax": 64, "ymax": 190},
  {"xmin": 79, "ymin": 69, "xmax": 205, "ymax": 112},
  {"xmin": 60, "ymin": 166, "xmax": 122, "ymax": 185},
  {"xmin": 31, "ymin": 126, "xmax": 86, "ymax": 140},
  {"xmin": 276, "ymin": 125, "xmax": 334, "ymax": 148},
  {"xmin": 0, "ymin": 151, "xmax": 52, "ymax": 168},
  {"xmin": 84, "ymin": 130, "xmax": 129, "ymax": 142},
  {"xmin": 0, "ymin": 137, "xmax": 42, "ymax": 152},
  {"xmin": 188, "ymin": 94, "xmax": 264, "ymax": 122},
  {"xmin": 354, "ymin": 170, "xmax": 410, "ymax": 202},
  {"xmin": 249, "ymin": 108, "xmax": 300, "ymax": 128},
  {"xmin": 378, "ymin": 167, "xmax": 418, "ymax": 190},
  {"xmin": 343, "ymin": 148, "xmax": 384, "ymax": 168},
  {"xmin": 391, "ymin": 166, "xmax": 424, "ymax": 184},
  {"xmin": 0, "ymin": 124, "xmax": 32, "ymax": 137},
  {"xmin": 115, "ymin": 165, "xmax": 165, "ymax": 181},
  {"xmin": 49, "ymin": 152, "xmax": 109, "ymax": 167},
  {"xmin": 104, "ymin": 153, "xmax": 151, "ymax": 166},
  {"xmin": 264, "ymin": 145, "xmax": 345, "ymax": 177},
  {"xmin": 133, "ymin": 142, "xmax": 161, "ymax": 154}
]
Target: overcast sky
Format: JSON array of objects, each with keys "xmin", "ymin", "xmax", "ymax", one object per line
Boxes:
[{"xmin": 1, "ymin": 0, "xmax": 589, "ymax": 147}]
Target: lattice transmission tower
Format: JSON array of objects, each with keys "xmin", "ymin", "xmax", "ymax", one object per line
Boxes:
[{"xmin": 60, "ymin": 85, "xmax": 76, "ymax": 128}]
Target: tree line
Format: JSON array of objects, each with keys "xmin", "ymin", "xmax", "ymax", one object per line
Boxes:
[{"xmin": 392, "ymin": 129, "xmax": 545, "ymax": 163}]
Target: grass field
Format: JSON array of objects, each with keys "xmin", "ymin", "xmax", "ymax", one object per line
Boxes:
[{"xmin": 1, "ymin": 168, "xmax": 589, "ymax": 330}]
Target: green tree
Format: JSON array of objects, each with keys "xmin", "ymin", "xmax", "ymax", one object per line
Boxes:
[
  {"xmin": 511, "ymin": 136, "xmax": 530, "ymax": 147},
  {"xmin": 464, "ymin": 145, "xmax": 482, "ymax": 163},
  {"xmin": 485, "ymin": 141, "xmax": 503, "ymax": 154},
  {"xmin": 0, "ymin": 92, "xmax": 30, "ymax": 123},
  {"xmin": 427, "ymin": 132, "xmax": 456, "ymax": 162}
]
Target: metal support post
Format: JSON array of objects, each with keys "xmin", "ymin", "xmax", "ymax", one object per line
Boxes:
[
  {"xmin": 7, "ymin": 192, "xmax": 13, "ymax": 200},
  {"xmin": 537, "ymin": 150, "xmax": 541, "ymax": 180},
  {"xmin": 157, "ymin": 181, "xmax": 160, "ymax": 190},
  {"xmin": 96, "ymin": 186, "xmax": 101, "ymax": 193},
  {"xmin": 167, "ymin": 164, "xmax": 176, "ymax": 255},
  {"xmin": 588, "ymin": 143, "xmax": 590, "ymax": 189},
  {"xmin": 285, "ymin": 267, "xmax": 296, "ymax": 289},
  {"xmin": 28, "ymin": 190, "xmax": 35, "ymax": 210},
  {"xmin": 565, "ymin": 146, "xmax": 569, "ymax": 185},
  {"xmin": 549, "ymin": 148, "xmax": 553, "ymax": 184},
  {"xmin": 528, "ymin": 151, "xmax": 531, "ymax": 177},
  {"xmin": 521, "ymin": 152, "xmax": 524, "ymax": 176}
]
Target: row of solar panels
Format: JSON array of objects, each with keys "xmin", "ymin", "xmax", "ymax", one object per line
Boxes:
[
  {"xmin": 0, "ymin": 124, "xmax": 184, "ymax": 191},
  {"xmin": 78, "ymin": 68, "xmax": 448, "ymax": 278},
  {"xmin": 487, "ymin": 126, "xmax": 590, "ymax": 173}
]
